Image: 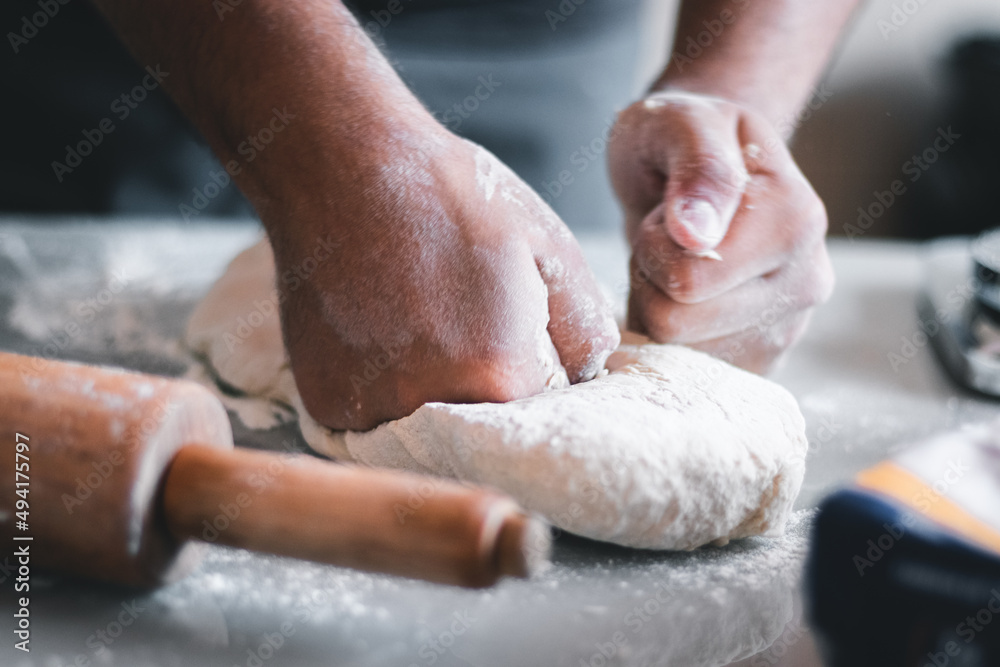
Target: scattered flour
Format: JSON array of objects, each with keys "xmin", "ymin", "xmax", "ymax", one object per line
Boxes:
[
  {"xmin": 474, "ymin": 146, "xmax": 502, "ymax": 202},
  {"xmin": 0, "ymin": 221, "xmax": 260, "ymax": 370},
  {"xmin": 144, "ymin": 511, "xmax": 815, "ymax": 666}
]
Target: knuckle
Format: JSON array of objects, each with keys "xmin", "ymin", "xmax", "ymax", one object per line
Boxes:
[
  {"xmin": 436, "ymin": 360, "xmax": 531, "ymax": 406},
  {"xmin": 478, "ymin": 380, "xmax": 528, "ymax": 405},
  {"xmin": 794, "ymin": 259, "xmax": 835, "ymax": 309},
  {"xmin": 645, "ymin": 317, "xmax": 679, "ymax": 343},
  {"xmin": 782, "ymin": 182, "xmax": 828, "ymax": 248},
  {"xmin": 629, "ymin": 238, "xmax": 674, "ymax": 288},
  {"xmin": 475, "ymin": 353, "xmax": 550, "ymax": 404},
  {"xmin": 637, "ymin": 299, "xmax": 688, "ymax": 343},
  {"xmin": 801, "ymin": 192, "xmax": 829, "ymax": 238},
  {"xmin": 630, "ymin": 253, "xmax": 668, "ymax": 290},
  {"xmin": 588, "ymin": 319, "xmax": 623, "ymax": 358},
  {"xmin": 684, "ymin": 154, "xmax": 746, "ymax": 196},
  {"xmin": 772, "ymin": 313, "xmax": 812, "ymax": 351},
  {"xmin": 557, "ymin": 324, "xmax": 620, "ymax": 383},
  {"xmin": 663, "ymin": 265, "xmax": 710, "ymax": 304},
  {"xmin": 812, "ymin": 264, "xmax": 837, "ymax": 306}
]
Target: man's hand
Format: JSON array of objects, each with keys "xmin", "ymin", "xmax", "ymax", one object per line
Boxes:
[
  {"xmin": 274, "ymin": 133, "xmax": 619, "ymax": 431},
  {"xmin": 608, "ymin": 91, "xmax": 834, "ymax": 372},
  {"xmin": 91, "ymin": 0, "xmax": 618, "ymax": 431},
  {"xmin": 607, "ymin": 0, "xmax": 862, "ymax": 372}
]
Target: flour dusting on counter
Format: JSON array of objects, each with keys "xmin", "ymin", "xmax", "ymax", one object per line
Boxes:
[{"xmin": 0, "ymin": 220, "xmax": 261, "ymax": 373}]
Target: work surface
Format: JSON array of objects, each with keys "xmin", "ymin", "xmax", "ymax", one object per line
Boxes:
[{"xmin": 1, "ymin": 219, "xmax": 996, "ymax": 667}]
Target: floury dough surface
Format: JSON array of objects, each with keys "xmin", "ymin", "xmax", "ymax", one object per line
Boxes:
[{"xmin": 185, "ymin": 239, "xmax": 809, "ymax": 550}]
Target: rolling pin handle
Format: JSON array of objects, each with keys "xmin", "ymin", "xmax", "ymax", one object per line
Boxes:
[{"xmin": 162, "ymin": 445, "xmax": 550, "ymax": 588}]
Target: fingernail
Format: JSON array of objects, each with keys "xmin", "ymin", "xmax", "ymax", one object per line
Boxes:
[{"xmin": 674, "ymin": 198, "xmax": 724, "ymax": 246}]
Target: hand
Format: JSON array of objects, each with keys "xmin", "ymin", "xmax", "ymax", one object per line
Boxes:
[
  {"xmin": 87, "ymin": 0, "xmax": 618, "ymax": 431},
  {"xmin": 608, "ymin": 90, "xmax": 834, "ymax": 373},
  {"xmin": 269, "ymin": 132, "xmax": 619, "ymax": 431}
]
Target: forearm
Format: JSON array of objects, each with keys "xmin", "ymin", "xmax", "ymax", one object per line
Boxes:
[
  {"xmin": 90, "ymin": 0, "xmax": 440, "ymax": 226},
  {"xmin": 656, "ymin": 0, "xmax": 862, "ymax": 134}
]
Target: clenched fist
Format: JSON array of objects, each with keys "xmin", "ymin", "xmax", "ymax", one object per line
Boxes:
[
  {"xmin": 273, "ymin": 133, "xmax": 620, "ymax": 431},
  {"xmin": 608, "ymin": 90, "xmax": 834, "ymax": 372}
]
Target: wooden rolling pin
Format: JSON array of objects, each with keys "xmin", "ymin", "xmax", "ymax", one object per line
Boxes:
[{"xmin": 0, "ymin": 351, "xmax": 549, "ymax": 588}]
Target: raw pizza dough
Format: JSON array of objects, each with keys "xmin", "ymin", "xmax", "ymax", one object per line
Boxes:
[{"xmin": 186, "ymin": 239, "xmax": 808, "ymax": 550}]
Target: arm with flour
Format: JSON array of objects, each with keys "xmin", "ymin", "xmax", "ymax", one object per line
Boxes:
[
  {"xmin": 609, "ymin": 0, "xmax": 861, "ymax": 373},
  {"xmin": 90, "ymin": 0, "xmax": 620, "ymax": 431},
  {"xmin": 167, "ymin": 2, "xmax": 814, "ymax": 549}
]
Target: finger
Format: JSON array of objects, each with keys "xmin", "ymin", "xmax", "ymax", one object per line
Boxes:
[
  {"xmin": 625, "ymin": 281, "xmax": 650, "ymax": 338},
  {"xmin": 688, "ymin": 309, "xmax": 814, "ymax": 375},
  {"xmin": 630, "ymin": 240, "xmax": 833, "ymax": 343},
  {"xmin": 537, "ymin": 235, "xmax": 621, "ymax": 384},
  {"xmin": 639, "ymin": 106, "xmax": 819, "ymax": 303},
  {"xmin": 632, "ymin": 277, "xmax": 790, "ymax": 345},
  {"xmin": 650, "ymin": 152, "xmax": 828, "ymax": 305},
  {"xmin": 629, "ymin": 189, "xmax": 786, "ymax": 306},
  {"xmin": 627, "ymin": 282, "xmax": 813, "ymax": 375},
  {"xmin": 649, "ymin": 103, "xmax": 748, "ymax": 252},
  {"xmin": 627, "ymin": 203, "xmax": 682, "ymax": 295}
]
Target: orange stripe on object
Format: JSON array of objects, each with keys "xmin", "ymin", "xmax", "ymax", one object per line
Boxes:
[{"xmin": 856, "ymin": 462, "xmax": 1000, "ymax": 556}]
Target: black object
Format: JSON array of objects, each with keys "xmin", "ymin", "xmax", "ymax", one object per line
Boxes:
[
  {"xmin": 808, "ymin": 489, "xmax": 1000, "ymax": 667},
  {"xmin": 920, "ymin": 233, "xmax": 1000, "ymax": 397},
  {"xmin": 0, "ymin": 1, "xmax": 251, "ymax": 216},
  {"xmin": 972, "ymin": 229, "xmax": 1000, "ymax": 322},
  {"xmin": 908, "ymin": 35, "xmax": 1000, "ymax": 239}
]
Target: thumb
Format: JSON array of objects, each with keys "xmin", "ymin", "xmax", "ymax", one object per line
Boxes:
[{"xmin": 662, "ymin": 135, "xmax": 748, "ymax": 252}]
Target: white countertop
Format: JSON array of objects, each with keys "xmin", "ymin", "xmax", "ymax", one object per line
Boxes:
[{"xmin": 0, "ymin": 219, "xmax": 994, "ymax": 667}]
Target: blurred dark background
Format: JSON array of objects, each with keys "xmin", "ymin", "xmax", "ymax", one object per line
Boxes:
[{"xmin": 1, "ymin": 0, "xmax": 999, "ymax": 238}]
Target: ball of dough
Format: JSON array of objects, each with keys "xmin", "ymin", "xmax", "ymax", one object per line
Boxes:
[{"xmin": 185, "ymin": 240, "xmax": 808, "ymax": 550}]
